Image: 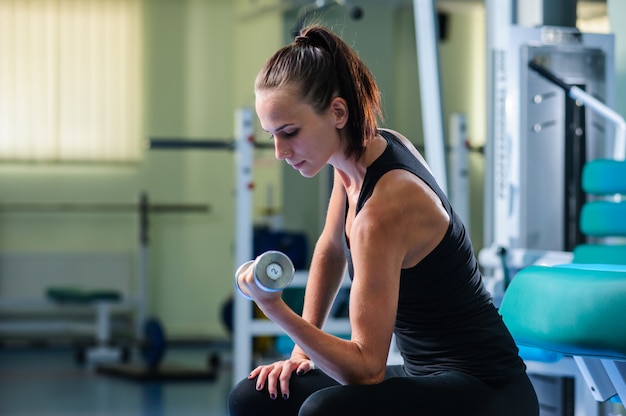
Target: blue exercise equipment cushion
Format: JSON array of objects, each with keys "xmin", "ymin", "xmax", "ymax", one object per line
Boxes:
[
  {"xmin": 499, "ymin": 264, "xmax": 626, "ymax": 361},
  {"xmin": 573, "ymin": 244, "xmax": 626, "ymax": 265},
  {"xmin": 580, "ymin": 201, "xmax": 626, "ymax": 237},
  {"xmin": 582, "ymin": 159, "xmax": 626, "ymax": 195}
]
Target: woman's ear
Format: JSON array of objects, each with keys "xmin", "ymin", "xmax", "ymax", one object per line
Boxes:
[{"xmin": 330, "ymin": 97, "xmax": 348, "ymax": 129}]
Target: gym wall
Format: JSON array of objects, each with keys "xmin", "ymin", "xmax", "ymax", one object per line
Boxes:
[{"xmin": 0, "ymin": 0, "xmax": 489, "ymax": 341}]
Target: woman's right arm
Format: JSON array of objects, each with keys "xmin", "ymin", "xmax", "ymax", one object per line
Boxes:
[
  {"xmin": 291, "ymin": 170, "xmax": 348, "ymax": 359},
  {"xmin": 247, "ymin": 170, "xmax": 347, "ymax": 397}
]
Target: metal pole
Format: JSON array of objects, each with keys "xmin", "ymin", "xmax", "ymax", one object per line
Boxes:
[
  {"xmin": 484, "ymin": 0, "xmax": 514, "ymax": 249},
  {"xmin": 528, "ymin": 60, "xmax": 626, "ymax": 161},
  {"xmin": 569, "ymin": 87, "xmax": 626, "ymax": 160},
  {"xmin": 448, "ymin": 113, "xmax": 470, "ymax": 230},
  {"xmin": 137, "ymin": 192, "xmax": 149, "ymax": 339},
  {"xmin": 0, "ymin": 202, "xmax": 209, "ymax": 213},
  {"xmin": 233, "ymin": 107, "xmax": 255, "ymax": 385},
  {"xmin": 412, "ymin": 0, "xmax": 448, "ymax": 195}
]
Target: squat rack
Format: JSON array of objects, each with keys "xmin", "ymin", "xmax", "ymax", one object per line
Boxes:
[{"xmin": 150, "ymin": 108, "xmax": 261, "ymax": 384}]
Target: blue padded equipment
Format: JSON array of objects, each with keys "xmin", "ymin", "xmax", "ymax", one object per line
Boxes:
[
  {"xmin": 573, "ymin": 244, "xmax": 626, "ymax": 265},
  {"xmin": 580, "ymin": 201, "xmax": 626, "ymax": 237},
  {"xmin": 582, "ymin": 159, "xmax": 626, "ymax": 195},
  {"xmin": 500, "ymin": 264, "xmax": 626, "ymax": 361},
  {"xmin": 573, "ymin": 159, "xmax": 626, "ymax": 265},
  {"xmin": 513, "ymin": 160, "xmax": 626, "ymax": 367},
  {"xmin": 516, "ymin": 345, "xmax": 563, "ymax": 363},
  {"xmin": 500, "ymin": 263, "xmax": 626, "ymax": 404}
]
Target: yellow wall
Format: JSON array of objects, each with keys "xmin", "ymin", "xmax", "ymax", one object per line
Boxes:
[
  {"xmin": 1, "ymin": 0, "xmax": 243, "ymax": 339},
  {"xmin": 143, "ymin": 0, "xmax": 237, "ymax": 337},
  {"xmin": 439, "ymin": 6, "xmax": 487, "ymax": 248},
  {"xmin": 0, "ymin": 0, "xmax": 290, "ymax": 340}
]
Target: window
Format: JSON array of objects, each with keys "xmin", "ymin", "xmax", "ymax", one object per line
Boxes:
[{"xmin": 0, "ymin": 0, "xmax": 143, "ymax": 162}]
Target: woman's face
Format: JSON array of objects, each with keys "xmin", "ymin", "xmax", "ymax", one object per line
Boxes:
[{"xmin": 255, "ymin": 84, "xmax": 345, "ymax": 178}]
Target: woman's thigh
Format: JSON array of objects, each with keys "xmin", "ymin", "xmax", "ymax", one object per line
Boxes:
[
  {"xmin": 299, "ymin": 371, "xmax": 538, "ymax": 416},
  {"xmin": 228, "ymin": 369, "xmax": 339, "ymax": 416}
]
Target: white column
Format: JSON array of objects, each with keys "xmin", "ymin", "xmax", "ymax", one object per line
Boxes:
[
  {"xmin": 233, "ymin": 107, "xmax": 255, "ymax": 385},
  {"xmin": 413, "ymin": 0, "xmax": 448, "ymax": 195}
]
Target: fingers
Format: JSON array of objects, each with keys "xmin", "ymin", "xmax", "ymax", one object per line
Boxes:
[
  {"xmin": 265, "ymin": 361, "xmax": 295, "ymax": 400},
  {"xmin": 236, "ymin": 263, "xmax": 283, "ymax": 304},
  {"xmin": 247, "ymin": 363, "xmax": 278, "ymax": 397},
  {"xmin": 248, "ymin": 366, "xmax": 265, "ymax": 392},
  {"xmin": 236, "ymin": 261, "xmax": 255, "ymax": 299},
  {"xmin": 279, "ymin": 367, "xmax": 292, "ymax": 400},
  {"xmin": 295, "ymin": 360, "xmax": 315, "ymax": 376},
  {"xmin": 248, "ymin": 360, "xmax": 308, "ymax": 400}
]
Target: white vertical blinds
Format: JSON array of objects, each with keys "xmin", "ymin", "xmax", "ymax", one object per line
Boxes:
[{"xmin": 0, "ymin": 0, "xmax": 143, "ymax": 162}]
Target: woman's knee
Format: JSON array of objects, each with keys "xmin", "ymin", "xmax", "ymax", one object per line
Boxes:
[
  {"xmin": 228, "ymin": 370, "xmax": 341, "ymax": 416},
  {"xmin": 299, "ymin": 387, "xmax": 344, "ymax": 416},
  {"xmin": 227, "ymin": 377, "xmax": 258, "ymax": 416},
  {"xmin": 228, "ymin": 377, "xmax": 287, "ymax": 415}
]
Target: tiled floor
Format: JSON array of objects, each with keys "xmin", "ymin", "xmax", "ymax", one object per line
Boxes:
[{"xmin": 0, "ymin": 345, "xmax": 233, "ymax": 416}]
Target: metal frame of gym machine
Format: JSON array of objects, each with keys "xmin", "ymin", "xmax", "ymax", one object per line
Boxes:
[{"xmin": 479, "ymin": 1, "xmax": 624, "ymax": 415}]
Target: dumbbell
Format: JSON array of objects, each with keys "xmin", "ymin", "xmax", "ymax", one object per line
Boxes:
[{"xmin": 235, "ymin": 250, "xmax": 295, "ymax": 300}]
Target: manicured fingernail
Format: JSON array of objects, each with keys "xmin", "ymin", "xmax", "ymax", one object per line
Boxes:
[
  {"xmin": 283, "ymin": 394, "xmax": 289, "ymax": 400},
  {"xmin": 256, "ymin": 383, "xmax": 262, "ymax": 391},
  {"xmin": 296, "ymin": 370, "xmax": 303, "ymax": 375},
  {"xmin": 270, "ymin": 393, "xmax": 277, "ymax": 400}
]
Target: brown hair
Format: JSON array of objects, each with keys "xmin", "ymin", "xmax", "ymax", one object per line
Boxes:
[{"xmin": 254, "ymin": 25, "xmax": 382, "ymax": 160}]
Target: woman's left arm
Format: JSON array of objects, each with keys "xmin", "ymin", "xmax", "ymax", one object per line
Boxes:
[{"xmin": 253, "ymin": 205, "xmax": 404, "ymax": 384}]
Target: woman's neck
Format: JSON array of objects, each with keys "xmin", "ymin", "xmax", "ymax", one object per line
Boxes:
[{"xmin": 333, "ymin": 133, "xmax": 387, "ymax": 195}]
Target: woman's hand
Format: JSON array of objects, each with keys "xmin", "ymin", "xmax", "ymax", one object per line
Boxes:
[
  {"xmin": 239, "ymin": 259, "xmax": 313, "ymax": 400},
  {"xmin": 236, "ymin": 258, "xmax": 284, "ymax": 305},
  {"xmin": 248, "ymin": 354, "xmax": 315, "ymax": 400}
]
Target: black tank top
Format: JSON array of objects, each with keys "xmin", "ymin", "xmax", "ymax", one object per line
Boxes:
[{"xmin": 343, "ymin": 130, "xmax": 525, "ymax": 384}]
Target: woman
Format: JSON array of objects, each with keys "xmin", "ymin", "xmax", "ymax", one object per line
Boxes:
[{"xmin": 228, "ymin": 25, "xmax": 538, "ymax": 416}]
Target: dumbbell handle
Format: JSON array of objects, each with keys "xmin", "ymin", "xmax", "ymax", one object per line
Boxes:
[{"xmin": 235, "ymin": 250, "xmax": 295, "ymax": 300}]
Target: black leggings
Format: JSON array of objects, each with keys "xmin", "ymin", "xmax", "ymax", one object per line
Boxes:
[{"xmin": 227, "ymin": 366, "xmax": 539, "ymax": 416}]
